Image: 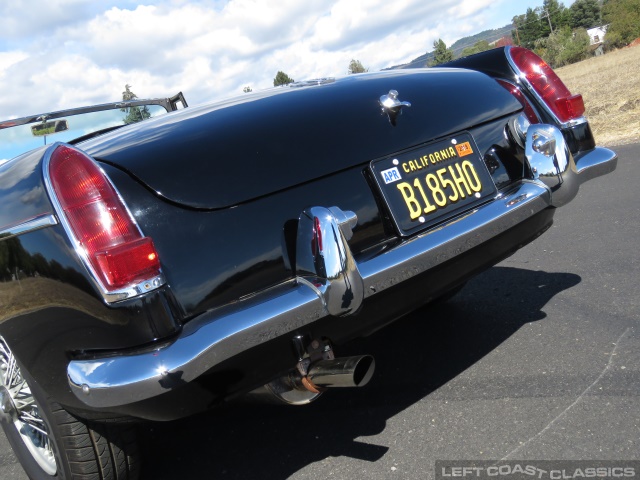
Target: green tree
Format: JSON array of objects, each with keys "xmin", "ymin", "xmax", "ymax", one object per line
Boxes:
[
  {"xmin": 459, "ymin": 40, "xmax": 492, "ymax": 58},
  {"xmin": 273, "ymin": 71, "xmax": 294, "ymax": 86},
  {"xmin": 122, "ymin": 84, "xmax": 136, "ymax": 102},
  {"xmin": 514, "ymin": 8, "xmax": 544, "ymax": 49},
  {"xmin": 429, "ymin": 39, "xmax": 454, "ymax": 66},
  {"xmin": 541, "ymin": 0, "xmax": 571, "ymax": 35},
  {"xmin": 512, "ymin": 14, "xmax": 525, "ymax": 45},
  {"xmin": 513, "ymin": 2, "xmax": 572, "ymax": 48},
  {"xmin": 347, "ymin": 59, "xmax": 368, "ymax": 74},
  {"xmin": 541, "ymin": 26, "xmax": 591, "ymax": 67},
  {"xmin": 570, "ymin": 0, "xmax": 602, "ymax": 29},
  {"xmin": 603, "ymin": 0, "xmax": 640, "ymax": 48},
  {"xmin": 121, "ymin": 84, "xmax": 151, "ymax": 125}
]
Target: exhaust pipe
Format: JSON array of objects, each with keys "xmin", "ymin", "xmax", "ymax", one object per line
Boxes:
[
  {"xmin": 307, "ymin": 355, "xmax": 375, "ymax": 388},
  {"xmin": 249, "ymin": 354, "xmax": 376, "ymax": 405}
]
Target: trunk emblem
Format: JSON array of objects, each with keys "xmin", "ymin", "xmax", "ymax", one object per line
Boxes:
[{"xmin": 379, "ymin": 90, "xmax": 411, "ymax": 126}]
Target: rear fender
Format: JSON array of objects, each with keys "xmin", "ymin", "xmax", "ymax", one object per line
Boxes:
[{"xmin": 440, "ymin": 47, "xmax": 596, "ymax": 155}]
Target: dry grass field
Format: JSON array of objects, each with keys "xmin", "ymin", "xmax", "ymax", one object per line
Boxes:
[{"xmin": 556, "ymin": 45, "xmax": 640, "ymax": 146}]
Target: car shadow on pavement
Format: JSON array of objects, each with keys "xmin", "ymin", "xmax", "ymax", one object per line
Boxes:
[{"xmin": 138, "ymin": 266, "xmax": 581, "ymax": 480}]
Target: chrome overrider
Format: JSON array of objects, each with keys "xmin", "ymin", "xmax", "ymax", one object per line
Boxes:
[
  {"xmin": 296, "ymin": 206, "xmax": 363, "ymax": 316},
  {"xmin": 67, "ymin": 124, "xmax": 618, "ymax": 409},
  {"xmin": 526, "ymin": 124, "xmax": 578, "ymax": 207}
]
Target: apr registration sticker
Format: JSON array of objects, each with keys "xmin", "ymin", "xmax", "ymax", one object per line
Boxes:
[{"xmin": 380, "ymin": 166, "xmax": 402, "ymax": 184}]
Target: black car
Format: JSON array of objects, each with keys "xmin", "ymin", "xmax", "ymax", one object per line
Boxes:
[{"xmin": 0, "ymin": 47, "xmax": 617, "ymax": 479}]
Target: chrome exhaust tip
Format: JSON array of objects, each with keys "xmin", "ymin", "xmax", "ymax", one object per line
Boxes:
[
  {"xmin": 249, "ymin": 352, "xmax": 376, "ymax": 405},
  {"xmin": 307, "ymin": 355, "xmax": 375, "ymax": 388}
]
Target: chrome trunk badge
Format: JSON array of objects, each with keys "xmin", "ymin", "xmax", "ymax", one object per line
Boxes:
[{"xmin": 379, "ymin": 90, "xmax": 411, "ymax": 126}]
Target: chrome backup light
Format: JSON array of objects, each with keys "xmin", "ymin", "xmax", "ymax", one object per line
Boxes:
[
  {"xmin": 43, "ymin": 143, "xmax": 165, "ymax": 303},
  {"xmin": 507, "ymin": 46, "xmax": 586, "ymax": 125}
]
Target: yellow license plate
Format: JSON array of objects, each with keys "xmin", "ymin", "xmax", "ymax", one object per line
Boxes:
[{"xmin": 370, "ymin": 133, "xmax": 496, "ymax": 235}]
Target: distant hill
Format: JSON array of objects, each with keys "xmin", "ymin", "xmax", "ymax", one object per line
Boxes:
[{"xmin": 385, "ymin": 24, "xmax": 513, "ymax": 69}]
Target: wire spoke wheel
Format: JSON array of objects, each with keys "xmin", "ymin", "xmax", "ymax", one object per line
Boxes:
[
  {"xmin": 0, "ymin": 338, "xmax": 57, "ymax": 475},
  {"xmin": 0, "ymin": 335, "xmax": 141, "ymax": 479}
]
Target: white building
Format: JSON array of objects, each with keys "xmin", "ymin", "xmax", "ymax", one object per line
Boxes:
[{"xmin": 587, "ymin": 25, "xmax": 608, "ymax": 45}]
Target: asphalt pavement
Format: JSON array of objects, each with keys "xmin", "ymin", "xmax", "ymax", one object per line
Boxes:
[{"xmin": 1, "ymin": 143, "xmax": 638, "ymax": 480}]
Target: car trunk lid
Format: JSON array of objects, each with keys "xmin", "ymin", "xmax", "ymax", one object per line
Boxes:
[{"xmin": 81, "ymin": 69, "xmax": 521, "ymax": 209}]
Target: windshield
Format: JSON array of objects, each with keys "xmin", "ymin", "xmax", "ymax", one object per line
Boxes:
[{"xmin": 0, "ymin": 104, "xmax": 168, "ymax": 165}]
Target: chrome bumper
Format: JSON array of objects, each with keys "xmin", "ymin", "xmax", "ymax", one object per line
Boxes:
[{"xmin": 68, "ymin": 140, "xmax": 617, "ymax": 409}]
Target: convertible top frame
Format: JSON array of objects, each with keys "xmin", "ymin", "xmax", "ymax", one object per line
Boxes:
[{"xmin": 0, "ymin": 92, "xmax": 188, "ymax": 131}]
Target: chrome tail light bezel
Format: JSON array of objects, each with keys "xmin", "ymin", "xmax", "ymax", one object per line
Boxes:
[
  {"xmin": 42, "ymin": 142, "xmax": 166, "ymax": 304},
  {"xmin": 505, "ymin": 45, "xmax": 587, "ymax": 128}
]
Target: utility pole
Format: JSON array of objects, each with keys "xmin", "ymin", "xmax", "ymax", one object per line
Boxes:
[{"xmin": 543, "ymin": 8, "xmax": 553, "ymax": 33}]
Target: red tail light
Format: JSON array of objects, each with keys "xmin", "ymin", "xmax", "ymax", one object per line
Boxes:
[
  {"xmin": 508, "ymin": 47, "xmax": 585, "ymax": 123},
  {"xmin": 311, "ymin": 216, "xmax": 323, "ymax": 255},
  {"xmin": 48, "ymin": 144, "xmax": 161, "ymax": 292},
  {"xmin": 496, "ymin": 79, "xmax": 540, "ymax": 124}
]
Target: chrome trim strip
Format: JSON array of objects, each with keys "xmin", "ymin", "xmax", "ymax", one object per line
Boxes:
[
  {"xmin": 67, "ymin": 146, "xmax": 617, "ymax": 408},
  {"xmin": 289, "ymin": 78, "xmax": 335, "ymax": 88},
  {"xmin": 0, "ymin": 214, "xmax": 58, "ymax": 241},
  {"xmin": 41, "ymin": 142, "xmax": 166, "ymax": 304}
]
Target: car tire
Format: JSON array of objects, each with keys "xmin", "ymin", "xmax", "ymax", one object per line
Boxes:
[{"xmin": 0, "ymin": 336, "xmax": 140, "ymax": 480}]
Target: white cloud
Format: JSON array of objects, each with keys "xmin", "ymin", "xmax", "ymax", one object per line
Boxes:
[
  {"xmin": 0, "ymin": 0, "xmax": 95, "ymax": 40},
  {"xmin": 0, "ymin": 0, "xmax": 539, "ymax": 119},
  {"xmin": 0, "ymin": 51, "xmax": 28, "ymax": 72},
  {"xmin": 447, "ymin": 0, "xmax": 495, "ymax": 17}
]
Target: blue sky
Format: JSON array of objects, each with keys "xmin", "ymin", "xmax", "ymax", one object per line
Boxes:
[{"xmin": 0, "ymin": 0, "xmax": 548, "ymax": 126}]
